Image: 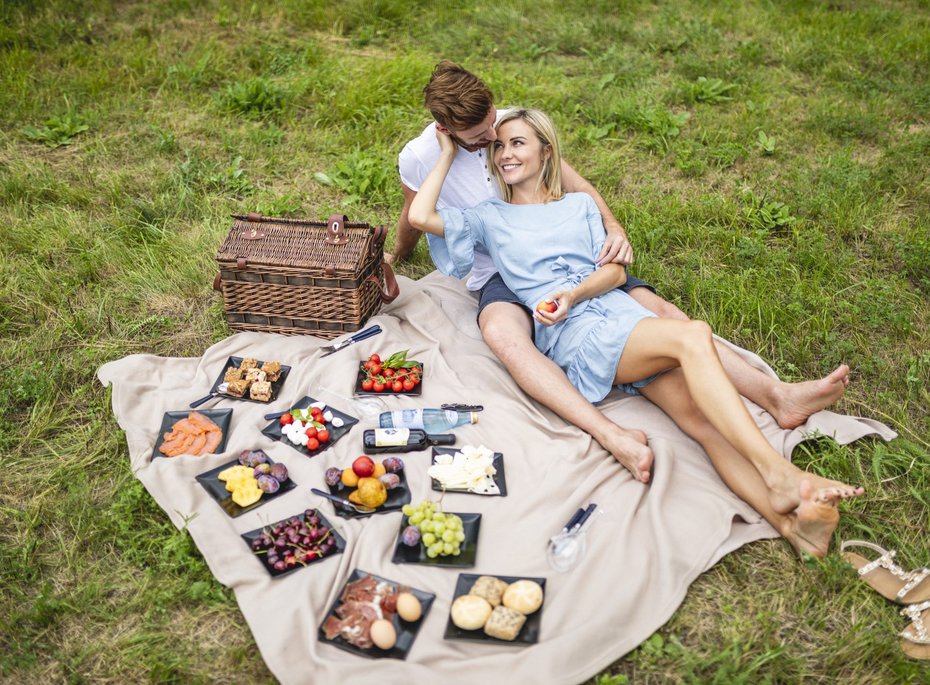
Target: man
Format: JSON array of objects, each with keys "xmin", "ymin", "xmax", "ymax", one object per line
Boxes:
[{"xmin": 389, "ymin": 61, "xmax": 849, "ymax": 483}]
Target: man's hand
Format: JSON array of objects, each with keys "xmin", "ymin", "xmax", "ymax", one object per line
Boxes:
[{"xmin": 597, "ymin": 230, "xmax": 633, "ymax": 266}]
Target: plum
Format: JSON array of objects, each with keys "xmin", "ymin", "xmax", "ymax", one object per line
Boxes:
[
  {"xmin": 382, "ymin": 457, "xmax": 404, "ymax": 473},
  {"xmin": 269, "ymin": 462, "xmax": 288, "ymax": 483},
  {"xmin": 401, "ymin": 525, "xmax": 421, "ymax": 547},
  {"xmin": 258, "ymin": 475, "xmax": 280, "ymax": 494},
  {"xmin": 379, "ymin": 473, "xmax": 401, "ymax": 490},
  {"xmin": 324, "ymin": 467, "xmax": 342, "ymax": 487}
]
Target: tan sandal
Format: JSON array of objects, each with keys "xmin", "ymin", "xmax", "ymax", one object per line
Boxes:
[
  {"xmin": 840, "ymin": 540, "xmax": 930, "ymax": 605},
  {"xmin": 901, "ymin": 601, "xmax": 930, "ymax": 660}
]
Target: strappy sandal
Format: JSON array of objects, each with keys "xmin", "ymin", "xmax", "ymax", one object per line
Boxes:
[
  {"xmin": 840, "ymin": 540, "xmax": 930, "ymax": 605},
  {"xmin": 901, "ymin": 601, "xmax": 930, "ymax": 660}
]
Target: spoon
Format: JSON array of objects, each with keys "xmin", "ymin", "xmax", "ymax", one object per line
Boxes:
[
  {"xmin": 190, "ymin": 383, "xmax": 229, "ymax": 409},
  {"xmin": 310, "ymin": 487, "xmax": 376, "ymax": 515}
]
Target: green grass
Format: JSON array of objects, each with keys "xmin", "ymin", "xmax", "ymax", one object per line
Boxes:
[{"xmin": 2, "ymin": 0, "xmax": 929, "ymax": 682}]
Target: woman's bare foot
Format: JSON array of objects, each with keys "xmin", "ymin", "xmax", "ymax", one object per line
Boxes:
[
  {"xmin": 601, "ymin": 426, "xmax": 653, "ymax": 484},
  {"xmin": 770, "ymin": 365, "xmax": 850, "ymax": 429},
  {"xmin": 766, "ymin": 464, "xmax": 863, "ymax": 515},
  {"xmin": 782, "ymin": 479, "xmax": 844, "ymax": 558}
]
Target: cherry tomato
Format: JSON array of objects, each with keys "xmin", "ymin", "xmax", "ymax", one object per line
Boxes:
[
  {"xmin": 363, "ymin": 360, "xmax": 374, "ymax": 370},
  {"xmin": 409, "ymin": 374, "xmax": 420, "ymax": 385},
  {"xmin": 310, "ymin": 407, "xmax": 323, "ymax": 419},
  {"xmin": 370, "ymin": 353, "xmax": 381, "ymax": 364},
  {"xmin": 402, "ymin": 379, "xmax": 415, "ymax": 391},
  {"xmin": 373, "ymin": 381, "xmax": 385, "ymax": 392},
  {"xmin": 392, "ymin": 380, "xmax": 404, "ymax": 392},
  {"xmin": 384, "ymin": 368, "xmax": 394, "ymax": 378},
  {"xmin": 306, "ymin": 437, "xmax": 320, "ymax": 451},
  {"xmin": 317, "ymin": 429, "xmax": 330, "ymax": 443},
  {"xmin": 370, "ymin": 363, "xmax": 382, "ymax": 375},
  {"xmin": 305, "ymin": 426, "xmax": 318, "ymax": 439},
  {"xmin": 361, "ymin": 378, "xmax": 374, "ymax": 391},
  {"xmin": 280, "ymin": 413, "xmax": 294, "ymax": 426}
]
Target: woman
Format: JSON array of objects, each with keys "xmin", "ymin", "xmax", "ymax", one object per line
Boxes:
[{"xmin": 408, "ymin": 108, "xmax": 864, "ymax": 558}]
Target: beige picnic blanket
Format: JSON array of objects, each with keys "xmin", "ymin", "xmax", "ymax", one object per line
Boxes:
[{"xmin": 97, "ymin": 271, "xmax": 896, "ymax": 685}]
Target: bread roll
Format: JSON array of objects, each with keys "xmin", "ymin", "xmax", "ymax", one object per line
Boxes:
[
  {"xmin": 469, "ymin": 575, "xmax": 509, "ymax": 607},
  {"xmin": 483, "ymin": 605, "xmax": 526, "ymax": 641},
  {"xmin": 450, "ymin": 594, "xmax": 492, "ymax": 630},
  {"xmin": 502, "ymin": 579, "xmax": 544, "ymax": 615}
]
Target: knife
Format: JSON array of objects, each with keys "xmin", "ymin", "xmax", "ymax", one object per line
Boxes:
[{"xmin": 319, "ymin": 325, "xmax": 382, "ymax": 357}]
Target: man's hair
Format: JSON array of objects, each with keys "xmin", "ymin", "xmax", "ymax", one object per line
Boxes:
[
  {"xmin": 424, "ymin": 60, "xmax": 494, "ymax": 130},
  {"xmin": 489, "ymin": 109, "xmax": 564, "ymax": 204}
]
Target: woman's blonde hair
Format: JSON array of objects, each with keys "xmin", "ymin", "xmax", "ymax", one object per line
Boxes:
[{"xmin": 489, "ymin": 109, "xmax": 563, "ymax": 203}]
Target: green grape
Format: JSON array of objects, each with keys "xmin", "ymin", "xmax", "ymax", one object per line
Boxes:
[
  {"xmin": 442, "ymin": 530, "xmax": 454, "ymax": 542},
  {"xmin": 422, "ymin": 532, "xmax": 436, "ymax": 546},
  {"xmin": 442, "ymin": 542, "xmax": 454, "ymax": 555},
  {"xmin": 426, "ymin": 546, "xmax": 439, "ymax": 558},
  {"xmin": 421, "ymin": 520, "xmax": 433, "ymax": 533},
  {"xmin": 455, "ymin": 530, "xmax": 465, "ymax": 542},
  {"xmin": 433, "ymin": 512, "xmax": 445, "ymax": 522},
  {"xmin": 409, "ymin": 512, "xmax": 424, "ymax": 525},
  {"xmin": 434, "ymin": 523, "xmax": 446, "ymax": 536},
  {"xmin": 452, "ymin": 546, "xmax": 461, "ymax": 556},
  {"xmin": 402, "ymin": 504, "xmax": 414, "ymax": 516},
  {"xmin": 428, "ymin": 542, "xmax": 443, "ymax": 555}
]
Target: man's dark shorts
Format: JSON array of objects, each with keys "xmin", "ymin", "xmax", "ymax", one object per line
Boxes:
[{"xmin": 476, "ymin": 272, "xmax": 657, "ymax": 320}]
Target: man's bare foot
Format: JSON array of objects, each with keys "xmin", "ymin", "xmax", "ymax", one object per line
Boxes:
[
  {"xmin": 766, "ymin": 465, "xmax": 864, "ymax": 516},
  {"xmin": 782, "ymin": 479, "xmax": 843, "ymax": 558},
  {"xmin": 601, "ymin": 426, "xmax": 653, "ymax": 484},
  {"xmin": 770, "ymin": 364, "xmax": 850, "ymax": 429}
]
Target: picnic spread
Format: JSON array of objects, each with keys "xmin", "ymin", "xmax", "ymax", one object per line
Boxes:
[{"xmin": 97, "ymin": 271, "xmax": 897, "ymax": 684}]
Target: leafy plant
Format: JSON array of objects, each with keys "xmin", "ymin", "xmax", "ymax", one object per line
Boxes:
[
  {"xmin": 315, "ymin": 149, "xmax": 392, "ymax": 206},
  {"xmin": 217, "ymin": 78, "xmax": 285, "ymax": 117},
  {"xmin": 206, "ymin": 156, "xmax": 254, "ymax": 195},
  {"xmin": 687, "ymin": 76, "xmax": 736, "ymax": 104},
  {"xmin": 756, "ymin": 130, "xmax": 776, "ymax": 155},
  {"xmin": 21, "ymin": 111, "xmax": 89, "ymax": 147},
  {"xmin": 742, "ymin": 189, "xmax": 797, "ymax": 231}
]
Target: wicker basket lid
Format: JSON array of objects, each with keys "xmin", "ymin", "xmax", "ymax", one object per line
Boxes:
[{"xmin": 217, "ymin": 213, "xmax": 383, "ymax": 277}]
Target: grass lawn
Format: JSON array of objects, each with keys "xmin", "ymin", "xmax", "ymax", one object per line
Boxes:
[{"xmin": 2, "ymin": 0, "xmax": 928, "ymax": 682}]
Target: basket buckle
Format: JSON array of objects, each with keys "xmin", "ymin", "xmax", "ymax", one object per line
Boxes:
[{"xmin": 325, "ymin": 213, "xmax": 349, "ymax": 245}]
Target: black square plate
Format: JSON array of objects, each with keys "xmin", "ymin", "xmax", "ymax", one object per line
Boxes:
[
  {"xmin": 151, "ymin": 408, "xmax": 232, "ymax": 460},
  {"xmin": 261, "ymin": 396, "xmax": 358, "ymax": 458},
  {"xmin": 241, "ymin": 508, "xmax": 345, "ymax": 578},
  {"xmin": 443, "ymin": 574, "xmax": 547, "ymax": 644},
  {"xmin": 390, "ymin": 512, "xmax": 480, "ymax": 568},
  {"xmin": 327, "ymin": 464, "xmax": 411, "ymax": 520},
  {"xmin": 195, "ymin": 454, "xmax": 296, "ymax": 517},
  {"xmin": 210, "ymin": 356, "xmax": 291, "ymax": 403},
  {"xmin": 354, "ymin": 363, "xmax": 424, "ymax": 396},
  {"xmin": 318, "ymin": 569, "xmax": 435, "ymax": 660},
  {"xmin": 430, "ymin": 447, "xmax": 507, "ymax": 497}
]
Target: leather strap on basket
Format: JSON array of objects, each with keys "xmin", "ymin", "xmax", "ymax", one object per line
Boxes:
[
  {"xmin": 325, "ymin": 213, "xmax": 349, "ymax": 245},
  {"xmin": 368, "ymin": 224, "xmax": 387, "ymax": 258},
  {"xmin": 212, "ymin": 272, "xmax": 222, "ymax": 291},
  {"xmin": 367, "ymin": 261, "xmax": 400, "ymax": 303}
]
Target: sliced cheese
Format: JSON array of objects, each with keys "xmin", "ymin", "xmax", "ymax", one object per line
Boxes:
[{"xmin": 428, "ymin": 444, "xmax": 499, "ymax": 495}]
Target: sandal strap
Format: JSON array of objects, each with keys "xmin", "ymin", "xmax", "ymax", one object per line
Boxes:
[
  {"xmin": 848, "ymin": 544, "xmax": 923, "ymax": 585},
  {"xmin": 901, "ymin": 601, "xmax": 930, "ymax": 644},
  {"xmin": 897, "ymin": 567, "xmax": 930, "ymax": 600}
]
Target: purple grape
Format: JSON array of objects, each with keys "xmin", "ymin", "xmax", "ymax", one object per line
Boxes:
[
  {"xmin": 257, "ymin": 475, "xmax": 280, "ymax": 494},
  {"xmin": 382, "ymin": 457, "xmax": 404, "ymax": 473},
  {"xmin": 324, "ymin": 467, "xmax": 342, "ymax": 487},
  {"xmin": 379, "ymin": 473, "xmax": 401, "ymax": 490},
  {"xmin": 401, "ymin": 525, "xmax": 421, "ymax": 547},
  {"xmin": 269, "ymin": 463, "xmax": 288, "ymax": 483}
]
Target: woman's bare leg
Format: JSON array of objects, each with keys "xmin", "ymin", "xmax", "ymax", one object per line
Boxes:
[
  {"xmin": 641, "ymin": 370, "xmax": 847, "ymax": 557},
  {"xmin": 615, "ymin": 318, "xmax": 863, "ymax": 512}
]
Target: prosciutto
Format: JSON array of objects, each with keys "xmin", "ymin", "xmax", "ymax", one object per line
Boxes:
[{"xmin": 323, "ymin": 576, "xmax": 397, "ymax": 648}]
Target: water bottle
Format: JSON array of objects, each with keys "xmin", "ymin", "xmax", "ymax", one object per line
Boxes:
[{"xmin": 379, "ymin": 408, "xmax": 478, "ymax": 432}]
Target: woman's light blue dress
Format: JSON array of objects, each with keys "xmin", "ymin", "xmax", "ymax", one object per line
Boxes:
[{"xmin": 432, "ymin": 192, "xmax": 658, "ymax": 403}]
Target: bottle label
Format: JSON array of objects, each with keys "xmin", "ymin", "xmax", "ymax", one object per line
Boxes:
[
  {"xmin": 391, "ymin": 409, "xmax": 425, "ymax": 430},
  {"xmin": 374, "ymin": 428, "xmax": 410, "ymax": 447}
]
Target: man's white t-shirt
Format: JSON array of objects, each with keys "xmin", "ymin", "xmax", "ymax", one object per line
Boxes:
[{"xmin": 398, "ymin": 110, "xmax": 510, "ymax": 291}]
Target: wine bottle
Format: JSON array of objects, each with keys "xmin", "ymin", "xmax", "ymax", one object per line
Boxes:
[
  {"xmin": 378, "ymin": 408, "xmax": 478, "ymax": 432},
  {"xmin": 362, "ymin": 428, "xmax": 455, "ymax": 453}
]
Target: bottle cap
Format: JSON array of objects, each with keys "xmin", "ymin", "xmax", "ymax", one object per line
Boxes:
[{"xmin": 470, "ymin": 412, "xmax": 479, "ymax": 424}]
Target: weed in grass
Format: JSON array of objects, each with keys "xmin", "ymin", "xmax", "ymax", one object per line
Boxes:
[
  {"xmin": 741, "ymin": 189, "xmax": 796, "ymax": 232},
  {"xmin": 21, "ymin": 110, "xmax": 90, "ymax": 147},
  {"xmin": 217, "ymin": 77, "xmax": 285, "ymax": 118},
  {"xmin": 756, "ymin": 130, "xmax": 776, "ymax": 155},
  {"xmin": 685, "ymin": 76, "xmax": 737, "ymax": 104}
]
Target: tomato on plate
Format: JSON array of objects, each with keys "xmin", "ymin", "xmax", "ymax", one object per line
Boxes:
[
  {"xmin": 361, "ymin": 378, "xmax": 374, "ymax": 391},
  {"xmin": 383, "ymin": 368, "xmax": 394, "ymax": 378},
  {"xmin": 392, "ymin": 380, "xmax": 403, "ymax": 393},
  {"xmin": 370, "ymin": 353, "xmax": 381, "ymax": 364},
  {"xmin": 402, "ymin": 379, "xmax": 415, "ymax": 391},
  {"xmin": 305, "ymin": 426, "xmax": 318, "ymax": 439},
  {"xmin": 280, "ymin": 413, "xmax": 294, "ymax": 426},
  {"xmin": 317, "ymin": 429, "xmax": 330, "ymax": 443},
  {"xmin": 306, "ymin": 437, "xmax": 320, "ymax": 451},
  {"xmin": 370, "ymin": 363, "xmax": 382, "ymax": 375},
  {"xmin": 373, "ymin": 381, "xmax": 385, "ymax": 392}
]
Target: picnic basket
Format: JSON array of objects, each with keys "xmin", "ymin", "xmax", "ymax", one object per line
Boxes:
[{"xmin": 213, "ymin": 212, "xmax": 399, "ymax": 339}]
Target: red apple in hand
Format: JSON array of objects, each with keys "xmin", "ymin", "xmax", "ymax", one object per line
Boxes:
[
  {"xmin": 352, "ymin": 455, "xmax": 375, "ymax": 478},
  {"xmin": 536, "ymin": 299, "xmax": 558, "ymax": 314}
]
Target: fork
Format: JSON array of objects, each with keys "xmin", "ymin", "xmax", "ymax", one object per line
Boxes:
[{"xmin": 319, "ymin": 325, "xmax": 382, "ymax": 357}]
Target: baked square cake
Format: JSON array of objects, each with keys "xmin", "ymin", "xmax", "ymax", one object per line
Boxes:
[
  {"xmin": 223, "ymin": 366, "xmax": 244, "ymax": 384},
  {"xmin": 250, "ymin": 380, "xmax": 272, "ymax": 402},
  {"xmin": 225, "ymin": 379, "xmax": 249, "ymax": 398},
  {"xmin": 244, "ymin": 368, "xmax": 266, "ymax": 384},
  {"xmin": 239, "ymin": 357, "xmax": 259, "ymax": 372},
  {"xmin": 260, "ymin": 360, "xmax": 282, "ymax": 382}
]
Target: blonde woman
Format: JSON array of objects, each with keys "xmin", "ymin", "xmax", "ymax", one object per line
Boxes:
[{"xmin": 408, "ymin": 108, "xmax": 863, "ymax": 557}]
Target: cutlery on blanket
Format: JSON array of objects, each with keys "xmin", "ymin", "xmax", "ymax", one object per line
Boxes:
[
  {"xmin": 547, "ymin": 503, "xmax": 599, "ymax": 572},
  {"xmin": 310, "ymin": 487, "xmax": 376, "ymax": 515},
  {"xmin": 319, "ymin": 325, "xmax": 382, "ymax": 357},
  {"xmin": 190, "ymin": 383, "xmax": 229, "ymax": 409}
]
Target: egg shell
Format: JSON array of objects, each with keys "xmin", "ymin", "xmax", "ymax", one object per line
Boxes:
[
  {"xmin": 395, "ymin": 592, "xmax": 422, "ymax": 622},
  {"xmin": 369, "ymin": 619, "xmax": 397, "ymax": 650}
]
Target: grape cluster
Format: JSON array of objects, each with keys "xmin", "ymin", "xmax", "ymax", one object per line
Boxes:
[
  {"xmin": 401, "ymin": 500, "xmax": 466, "ymax": 558},
  {"xmin": 250, "ymin": 509, "xmax": 337, "ymax": 572}
]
